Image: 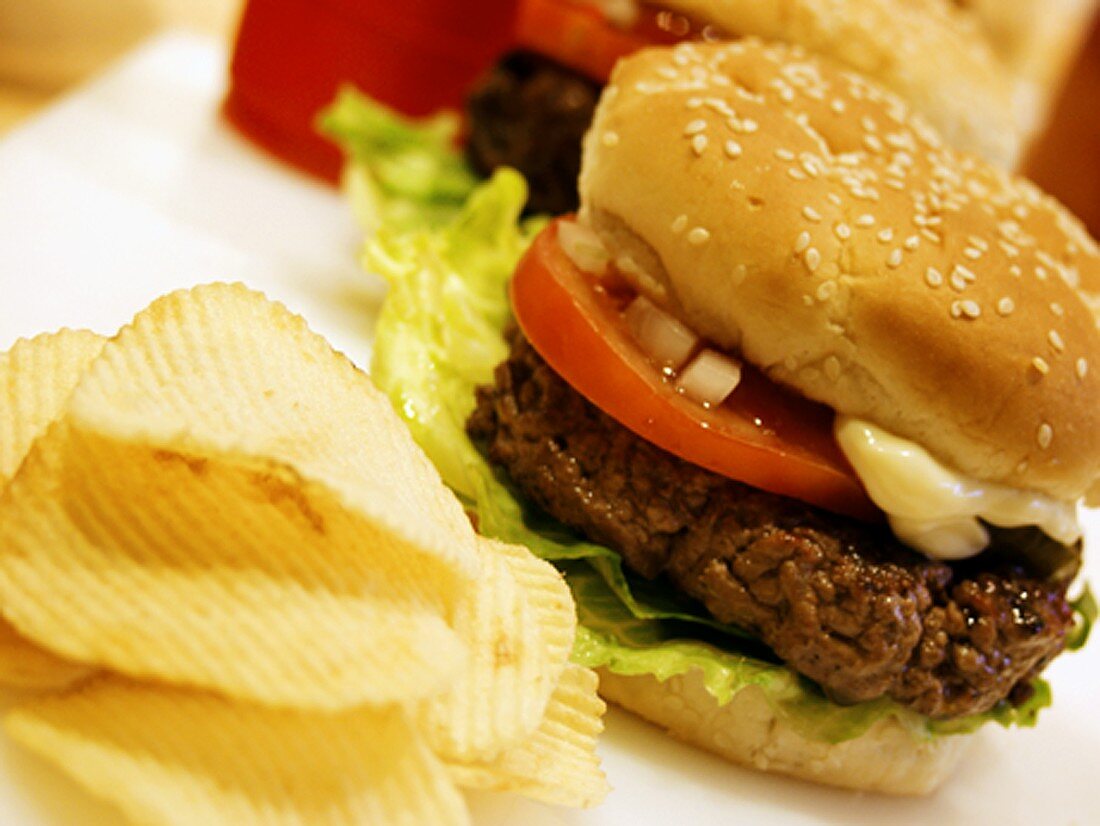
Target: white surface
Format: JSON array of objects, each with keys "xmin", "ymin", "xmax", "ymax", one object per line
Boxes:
[{"xmin": 0, "ymin": 32, "xmax": 1097, "ymax": 826}]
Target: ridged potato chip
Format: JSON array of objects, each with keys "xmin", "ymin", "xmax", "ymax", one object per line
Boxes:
[
  {"xmin": 6, "ymin": 676, "xmax": 469, "ymax": 826},
  {"xmin": 418, "ymin": 540, "xmax": 563, "ymax": 763},
  {"xmin": 0, "ymin": 620, "xmax": 91, "ymax": 692},
  {"xmin": 448, "ymin": 664, "xmax": 609, "ymax": 809},
  {"xmin": 0, "ymin": 329, "xmax": 104, "ymax": 691},
  {"xmin": 485, "ymin": 538, "xmax": 575, "ymax": 670},
  {"xmin": 0, "ymin": 328, "xmax": 104, "ymax": 481},
  {"xmin": 0, "ymin": 285, "xmax": 480, "ymax": 708}
]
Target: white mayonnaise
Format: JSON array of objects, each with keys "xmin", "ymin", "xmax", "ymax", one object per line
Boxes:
[{"xmin": 835, "ymin": 417, "xmax": 1081, "ymax": 560}]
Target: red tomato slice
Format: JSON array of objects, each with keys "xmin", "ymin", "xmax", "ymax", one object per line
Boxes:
[
  {"xmin": 514, "ymin": 0, "xmax": 697, "ymax": 82},
  {"xmin": 510, "ymin": 219, "xmax": 881, "ymax": 522}
]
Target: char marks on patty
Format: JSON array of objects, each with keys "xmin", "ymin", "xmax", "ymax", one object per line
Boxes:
[{"xmin": 467, "ymin": 329, "xmax": 1075, "ymax": 718}]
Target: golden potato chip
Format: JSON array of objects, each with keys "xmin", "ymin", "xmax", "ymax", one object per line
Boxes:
[
  {"xmin": 448, "ymin": 664, "xmax": 609, "ymax": 809},
  {"xmin": 484, "ymin": 538, "xmax": 576, "ymax": 671},
  {"xmin": 0, "ymin": 284, "xmax": 482, "ymax": 708},
  {"xmin": 418, "ymin": 540, "xmax": 559, "ymax": 762},
  {"xmin": 0, "ymin": 328, "xmax": 104, "ymax": 481},
  {"xmin": 0, "ymin": 620, "xmax": 91, "ymax": 691},
  {"xmin": 0, "ymin": 329, "xmax": 104, "ymax": 691},
  {"xmin": 6, "ymin": 676, "xmax": 470, "ymax": 826}
]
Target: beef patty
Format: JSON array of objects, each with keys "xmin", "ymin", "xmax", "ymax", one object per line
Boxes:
[
  {"xmin": 465, "ymin": 51, "xmax": 599, "ymax": 215},
  {"xmin": 467, "ymin": 329, "xmax": 1076, "ymax": 718}
]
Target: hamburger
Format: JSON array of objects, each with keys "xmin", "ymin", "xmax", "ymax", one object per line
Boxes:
[
  {"xmin": 951, "ymin": 0, "xmax": 1100, "ymax": 138},
  {"xmin": 460, "ymin": 39, "xmax": 1099, "ymax": 792},
  {"xmin": 465, "ymin": 0, "xmax": 1022, "ymax": 215}
]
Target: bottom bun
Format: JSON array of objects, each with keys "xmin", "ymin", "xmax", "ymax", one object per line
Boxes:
[{"xmin": 597, "ymin": 668, "xmax": 971, "ymax": 795}]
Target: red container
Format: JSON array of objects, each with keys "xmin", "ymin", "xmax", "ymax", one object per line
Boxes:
[{"xmin": 225, "ymin": 0, "xmax": 521, "ymax": 182}]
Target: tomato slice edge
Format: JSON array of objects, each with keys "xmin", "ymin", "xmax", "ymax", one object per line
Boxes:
[{"xmin": 510, "ymin": 220, "xmax": 881, "ymax": 522}]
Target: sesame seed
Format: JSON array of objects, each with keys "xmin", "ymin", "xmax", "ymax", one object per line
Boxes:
[
  {"xmin": 671, "ymin": 214, "xmax": 688, "ymax": 234},
  {"xmin": 863, "ymin": 134, "xmax": 883, "ymax": 152},
  {"xmin": 684, "ymin": 119, "xmax": 707, "ymax": 135},
  {"xmin": 950, "ymin": 301, "xmax": 963, "ymax": 319},
  {"xmin": 1010, "ymin": 264, "xmax": 1023, "ymax": 277},
  {"xmin": 968, "ymin": 235, "xmax": 989, "ymax": 251},
  {"xmin": 776, "ymin": 148, "xmax": 796, "ymax": 161},
  {"xmin": 788, "ymin": 168, "xmax": 808, "ymax": 180},
  {"xmin": 887, "ymin": 249, "xmax": 904, "ymax": 268},
  {"xmin": 950, "ymin": 272, "xmax": 968, "ymax": 291},
  {"xmin": 688, "ymin": 227, "xmax": 711, "ymax": 245},
  {"xmin": 1037, "ymin": 423, "xmax": 1053, "ymax": 450},
  {"xmin": 954, "ymin": 264, "xmax": 977, "ymax": 283},
  {"xmin": 861, "ymin": 115, "xmax": 877, "ymax": 132},
  {"xmin": 835, "ymin": 223, "xmax": 852, "ymax": 240},
  {"xmin": 997, "ymin": 297, "xmax": 1015, "ymax": 315},
  {"xmin": 824, "ymin": 355, "xmax": 842, "ymax": 381},
  {"xmin": 724, "ymin": 139, "xmax": 743, "ymax": 158},
  {"xmin": 999, "ymin": 241, "xmax": 1020, "ymax": 257},
  {"xmin": 686, "ymin": 97, "xmax": 703, "ymax": 109},
  {"xmin": 827, "ymin": 193, "xmax": 842, "ymax": 206},
  {"xmin": 802, "ymin": 206, "xmax": 822, "ymax": 223},
  {"xmin": 816, "ymin": 280, "xmax": 837, "ymax": 301},
  {"xmin": 925, "ymin": 267, "xmax": 943, "ymax": 287},
  {"xmin": 904, "ymin": 235, "xmax": 920, "ymax": 250},
  {"xmin": 1049, "ymin": 330, "xmax": 1065, "ymax": 352},
  {"xmin": 921, "ymin": 229, "xmax": 942, "ymax": 244},
  {"xmin": 1077, "ymin": 358, "xmax": 1089, "ymax": 379},
  {"xmin": 960, "ymin": 300, "xmax": 981, "ymax": 319},
  {"xmin": 795, "ymin": 231, "xmax": 812, "ymax": 253},
  {"xmin": 856, "ymin": 214, "xmax": 875, "ymax": 227},
  {"xmin": 741, "ymin": 119, "xmax": 759, "ymax": 133},
  {"xmin": 1035, "ymin": 266, "xmax": 1048, "ymax": 281},
  {"xmin": 877, "ymin": 229, "xmax": 894, "ymax": 243},
  {"xmin": 964, "ymin": 247, "xmax": 982, "ymax": 260},
  {"xmin": 885, "ymin": 179, "xmax": 906, "ymax": 190},
  {"xmin": 804, "ymin": 248, "xmax": 822, "ymax": 273},
  {"xmin": 601, "ymin": 131, "xmax": 620, "ymax": 147},
  {"xmin": 1050, "ymin": 302, "xmax": 1064, "ymax": 317},
  {"xmin": 1032, "ymin": 356, "xmax": 1050, "ymax": 375},
  {"xmin": 831, "ymin": 98, "xmax": 846, "ymax": 114}
]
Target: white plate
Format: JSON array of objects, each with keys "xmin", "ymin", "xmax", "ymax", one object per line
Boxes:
[{"xmin": 0, "ymin": 32, "xmax": 1096, "ymax": 826}]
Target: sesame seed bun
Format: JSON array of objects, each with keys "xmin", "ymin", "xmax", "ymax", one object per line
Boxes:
[
  {"xmin": 598, "ymin": 668, "xmax": 971, "ymax": 795},
  {"xmin": 648, "ymin": 0, "xmax": 1023, "ymax": 168},
  {"xmin": 579, "ymin": 39, "xmax": 1100, "ymax": 500}
]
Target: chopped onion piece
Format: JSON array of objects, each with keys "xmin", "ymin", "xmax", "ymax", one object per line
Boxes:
[
  {"xmin": 676, "ymin": 348, "xmax": 743, "ymax": 407},
  {"xmin": 558, "ymin": 221, "xmax": 611, "ymax": 276},
  {"xmin": 624, "ymin": 295, "xmax": 699, "ymax": 369}
]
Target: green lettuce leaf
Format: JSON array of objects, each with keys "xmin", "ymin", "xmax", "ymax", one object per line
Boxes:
[
  {"xmin": 319, "ymin": 88, "xmax": 480, "ymax": 234},
  {"xmin": 335, "ymin": 89, "xmax": 1059, "ymax": 744}
]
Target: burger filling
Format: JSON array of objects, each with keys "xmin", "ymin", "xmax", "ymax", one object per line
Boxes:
[{"xmin": 468, "ymin": 327, "xmax": 1077, "ymax": 718}]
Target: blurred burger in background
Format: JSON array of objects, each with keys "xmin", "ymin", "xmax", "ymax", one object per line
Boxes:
[
  {"xmin": 952, "ymin": 0, "xmax": 1100, "ymax": 139},
  {"xmin": 464, "ymin": 0, "xmax": 1022, "ymax": 214}
]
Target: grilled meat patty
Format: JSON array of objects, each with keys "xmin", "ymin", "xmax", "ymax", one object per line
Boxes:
[
  {"xmin": 467, "ymin": 330, "xmax": 1076, "ymax": 718},
  {"xmin": 465, "ymin": 51, "xmax": 599, "ymax": 215}
]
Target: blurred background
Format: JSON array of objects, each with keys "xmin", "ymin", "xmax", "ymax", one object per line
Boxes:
[{"xmin": 0, "ymin": 0, "xmax": 1097, "ymax": 234}]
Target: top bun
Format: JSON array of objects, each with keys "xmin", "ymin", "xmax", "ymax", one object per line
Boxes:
[
  {"xmin": 579, "ymin": 39, "xmax": 1100, "ymax": 500},
  {"xmin": 648, "ymin": 0, "xmax": 1023, "ymax": 168}
]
